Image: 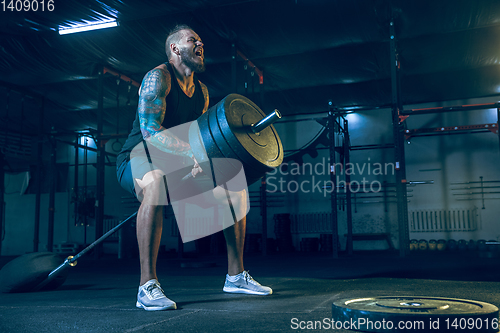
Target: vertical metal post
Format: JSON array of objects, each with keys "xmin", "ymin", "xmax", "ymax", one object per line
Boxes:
[
  {"xmin": 344, "ymin": 119, "xmax": 353, "ymax": 255},
  {"xmin": 1, "ymin": 92, "xmax": 6, "ymax": 256},
  {"xmin": 497, "ymin": 108, "xmax": 500, "ymax": 152},
  {"xmin": 383, "ymin": 181, "xmax": 388, "ymax": 213},
  {"xmin": 328, "ymin": 105, "xmax": 339, "ymax": 258},
  {"xmin": 231, "ymin": 43, "xmax": 237, "ymax": 93},
  {"xmin": 95, "ymin": 68, "xmax": 105, "ymax": 258},
  {"xmin": 244, "ymin": 62, "xmax": 248, "ymax": 96},
  {"xmin": 480, "ymin": 176, "xmax": 485, "ymax": 210},
  {"xmin": 47, "ymin": 139, "xmax": 56, "ymax": 252},
  {"xmin": 0, "ymin": 151, "xmax": 4, "ymax": 256},
  {"xmin": 390, "ymin": 19, "xmax": 409, "ymax": 257},
  {"xmin": 178, "ymin": 203, "xmax": 184, "ymax": 258},
  {"xmin": 211, "ymin": 206, "xmax": 220, "ymax": 254},
  {"xmin": 251, "ymin": 69, "xmax": 255, "ymax": 100},
  {"xmin": 83, "ymin": 136, "xmax": 88, "ymax": 244},
  {"xmin": 259, "ymin": 70, "xmax": 266, "ymax": 255},
  {"xmin": 34, "ymin": 98, "xmax": 44, "ymax": 252},
  {"xmin": 177, "ymin": 233, "xmax": 184, "ymax": 258},
  {"xmin": 261, "ymin": 176, "xmax": 267, "ymax": 256},
  {"xmin": 74, "ymin": 134, "xmax": 79, "ymax": 227}
]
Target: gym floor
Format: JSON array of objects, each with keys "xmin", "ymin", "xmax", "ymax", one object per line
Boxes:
[{"xmin": 1, "ymin": 251, "xmax": 500, "ymax": 333}]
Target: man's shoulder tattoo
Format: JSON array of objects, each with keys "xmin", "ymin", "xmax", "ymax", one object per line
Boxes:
[{"xmin": 140, "ymin": 68, "xmax": 170, "ymax": 102}]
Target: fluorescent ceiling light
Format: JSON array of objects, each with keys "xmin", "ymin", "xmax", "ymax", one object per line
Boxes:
[{"xmin": 59, "ymin": 20, "xmax": 117, "ymax": 35}]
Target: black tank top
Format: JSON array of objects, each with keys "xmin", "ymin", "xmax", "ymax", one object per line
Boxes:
[{"xmin": 117, "ymin": 63, "xmax": 205, "ymax": 167}]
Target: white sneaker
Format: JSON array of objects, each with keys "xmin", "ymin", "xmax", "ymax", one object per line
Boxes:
[
  {"xmin": 136, "ymin": 279, "xmax": 177, "ymax": 311},
  {"xmin": 223, "ymin": 271, "xmax": 272, "ymax": 295}
]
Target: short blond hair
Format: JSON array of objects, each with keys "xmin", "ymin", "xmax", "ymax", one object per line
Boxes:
[{"xmin": 165, "ymin": 24, "xmax": 194, "ymax": 60}]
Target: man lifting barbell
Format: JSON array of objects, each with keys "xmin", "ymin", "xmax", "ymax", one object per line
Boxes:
[{"xmin": 116, "ymin": 24, "xmax": 272, "ymax": 311}]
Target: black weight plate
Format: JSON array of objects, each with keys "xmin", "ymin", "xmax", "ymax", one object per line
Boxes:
[
  {"xmin": 213, "ymin": 97, "xmax": 253, "ymax": 160},
  {"xmin": 0, "ymin": 252, "xmax": 68, "ymax": 293},
  {"xmin": 195, "ymin": 111, "xmax": 225, "ymax": 159},
  {"xmin": 332, "ymin": 296, "xmax": 499, "ymax": 332},
  {"xmin": 189, "ymin": 120, "xmax": 246, "ymax": 187},
  {"xmin": 194, "ymin": 115, "xmax": 245, "ymax": 182},
  {"xmin": 188, "ymin": 121, "xmax": 210, "ymax": 163},
  {"xmin": 216, "ymin": 94, "xmax": 283, "ymax": 169},
  {"xmin": 207, "ymin": 102, "xmax": 247, "ymax": 171},
  {"xmin": 196, "ymin": 106, "xmax": 242, "ymax": 177},
  {"xmin": 207, "ymin": 102, "xmax": 264, "ymax": 185},
  {"xmin": 208, "ymin": 102, "xmax": 239, "ymax": 160}
]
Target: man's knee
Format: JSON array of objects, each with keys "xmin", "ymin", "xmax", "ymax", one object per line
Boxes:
[{"xmin": 136, "ymin": 170, "xmax": 169, "ymax": 206}]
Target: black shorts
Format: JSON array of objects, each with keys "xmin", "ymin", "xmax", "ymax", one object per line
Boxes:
[{"xmin": 116, "ymin": 152, "xmax": 218, "ymax": 207}]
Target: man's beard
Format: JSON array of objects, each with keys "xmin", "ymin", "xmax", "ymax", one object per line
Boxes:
[{"xmin": 180, "ymin": 48, "xmax": 205, "ymax": 73}]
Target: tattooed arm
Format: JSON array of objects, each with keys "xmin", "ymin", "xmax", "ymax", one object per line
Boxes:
[
  {"xmin": 138, "ymin": 66, "xmax": 193, "ymax": 159},
  {"xmin": 199, "ymin": 81, "xmax": 209, "ymax": 114}
]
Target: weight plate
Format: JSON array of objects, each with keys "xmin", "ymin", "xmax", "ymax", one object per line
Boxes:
[
  {"xmin": 194, "ymin": 107, "xmax": 244, "ymax": 179},
  {"xmin": 332, "ymin": 296, "xmax": 499, "ymax": 332},
  {"xmin": 188, "ymin": 121, "xmax": 210, "ymax": 163},
  {"xmin": 189, "ymin": 118, "xmax": 246, "ymax": 186},
  {"xmin": 195, "ymin": 111, "xmax": 225, "ymax": 159},
  {"xmin": 197, "ymin": 114, "xmax": 245, "ymax": 178},
  {"xmin": 208, "ymin": 104, "xmax": 239, "ymax": 160},
  {"xmin": 216, "ymin": 94, "xmax": 283, "ymax": 169},
  {"xmin": 207, "ymin": 103, "xmax": 264, "ymax": 185},
  {"xmin": 0, "ymin": 252, "xmax": 69, "ymax": 293},
  {"xmin": 207, "ymin": 102, "xmax": 247, "ymax": 172}
]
